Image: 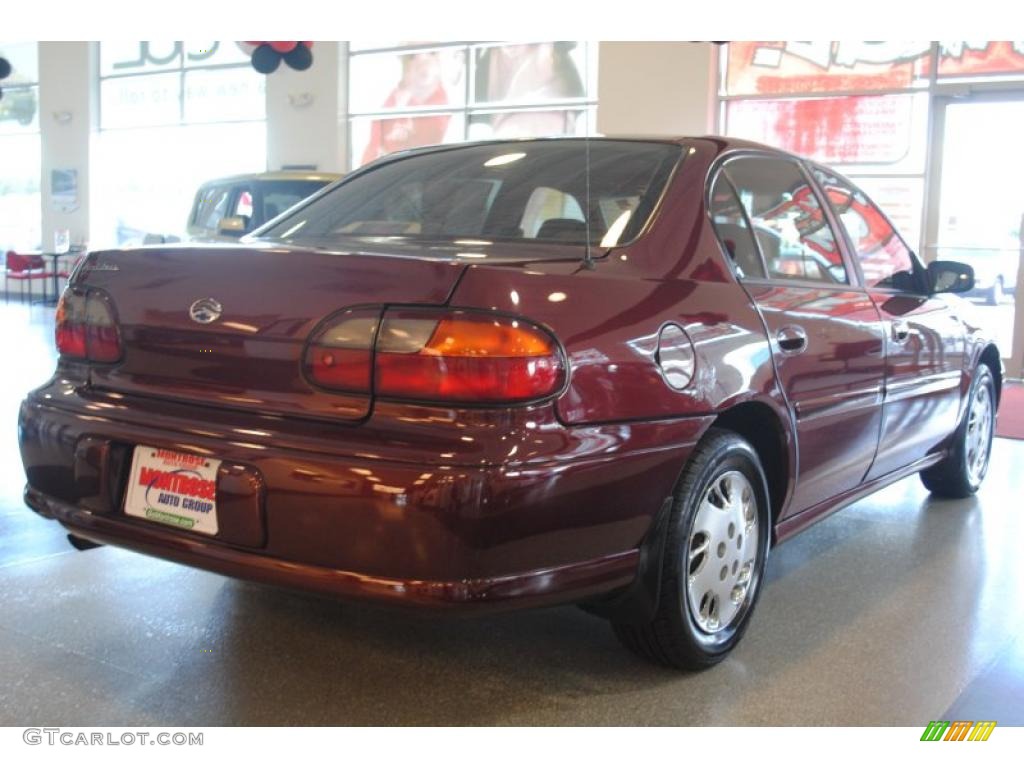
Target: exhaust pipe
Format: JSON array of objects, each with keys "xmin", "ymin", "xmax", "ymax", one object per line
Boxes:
[{"xmin": 67, "ymin": 533, "xmax": 103, "ymax": 551}]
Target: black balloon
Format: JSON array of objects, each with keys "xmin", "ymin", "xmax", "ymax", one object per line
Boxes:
[
  {"xmin": 251, "ymin": 44, "xmax": 281, "ymax": 74},
  {"xmin": 284, "ymin": 45, "xmax": 313, "ymax": 71},
  {"xmin": 0, "ymin": 57, "xmax": 11, "ymax": 80}
]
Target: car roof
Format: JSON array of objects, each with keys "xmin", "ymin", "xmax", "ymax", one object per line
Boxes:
[
  {"xmin": 369, "ymin": 134, "xmax": 796, "ymax": 164},
  {"xmin": 198, "ymin": 170, "xmax": 343, "ymax": 187}
]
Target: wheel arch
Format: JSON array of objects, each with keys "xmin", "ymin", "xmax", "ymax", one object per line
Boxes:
[
  {"xmin": 582, "ymin": 397, "xmax": 793, "ymax": 625},
  {"xmin": 978, "ymin": 343, "xmax": 1003, "ymax": 406},
  {"xmin": 710, "ymin": 399, "xmax": 792, "ymax": 531}
]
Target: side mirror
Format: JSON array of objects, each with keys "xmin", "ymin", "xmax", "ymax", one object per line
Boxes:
[
  {"xmin": 928, "ymin": 260, "xmax": 975, "ymax": 294},
  {"xmin": 217, "ymin": 216, "xmax": 248, "ymax": 236}
]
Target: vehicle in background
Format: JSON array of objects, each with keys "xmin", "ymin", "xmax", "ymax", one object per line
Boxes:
[
  {"xmin": 186, "ymin": 171, "xmax": 342, "ymax": 242},
  {"xmin": 0, "ymin": 86, "xmax": 36, "ymax": 126}
]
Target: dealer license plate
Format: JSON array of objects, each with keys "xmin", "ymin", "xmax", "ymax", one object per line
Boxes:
[{"xmin": 124, "ymin": 446, "xmax": 221, "ymax": 535}]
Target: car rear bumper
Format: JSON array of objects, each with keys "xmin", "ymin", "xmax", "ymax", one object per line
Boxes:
[
  {"xmin": 19, "ymin": 381, "xmax": 709, "ymax": 611},
  {"xmin": 25, "ymin": 487, "xmax": 643, "ymax": 612}
]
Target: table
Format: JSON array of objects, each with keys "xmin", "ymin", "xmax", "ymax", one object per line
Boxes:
[{"xmin": 40, "ymin": 251, "xmax": 81, "ymax": 305}]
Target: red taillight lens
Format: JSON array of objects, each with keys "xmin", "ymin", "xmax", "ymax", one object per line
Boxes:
[
  {"xmin": 375, "ymin": 309, "xmax": 565, "ymax": 403},
  {"xmin": 55, "ymin": 292, "xmax": 87, "ymax": 359},
  {"xmin": 305, "ymin": 307, "xmax": 565, "ymax": 404},
  {"xmin": 55, "ymin": 289, "xmax": 122, "ymax": 363},
  {"xmin": 303, "ymin": 308, "xmax": 379, "ymax": 393},
  {"xmin": 303, "ymin": 309, "xmax": 565, "ymax": 405}
]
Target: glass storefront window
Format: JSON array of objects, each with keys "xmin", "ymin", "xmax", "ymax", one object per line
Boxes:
[
  {"xmin": 182, "ymin": 68, "xmax": 264, "ymax": 123},
  {"xmin": 723, "ymin": 42, "xmax": 932, "ymax": 97},
  {"xmin": 348, "ymin": 47, "xmax": 467, "ymax": 115},
  {"xmin": 349, "ymin": 41, "xmax": 597, "ymax": 167},
  {"xmin": 350, "ymin": 112, "xmax": 465, "ymax": 167},
  {"xmin": 467, "ymin": 107, "xmax": 592, "ymax": 141},
  {"xmin": 100, "ymin": 72, "xmax": 183, "ymax": 128},
  {"xmin": 91, "ymin": 122, "xmax": 266, "ymax": 248},
  {"xmin": 725, "ymin": 93, "xmax": 928, "ymax": 169},
  {"xmin": 472, "ymin": 42, "xmax": 589, "ymax": 105},
  {"xmin": 938, "ymin": 41, "xmax": 1024, "ymax": 80},
  {"xmin": 92, "ymin": 42, "xmax": 267, "ymax": 248},
  {"xmin": 100, "ymin": 41, "xmax": 248, "ymax": 77},
  {"xmin": 0, "ymin": 41, "xmax": 41, "ymax": 252}
]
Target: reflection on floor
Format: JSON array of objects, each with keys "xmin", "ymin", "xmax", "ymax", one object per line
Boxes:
[
  {"xmin": 996, "ymin": 381, "xmax": 1024, "ymax": 440},
  {"xmin": 1, "ymin": 300, "xmax": 1022, "ymax": 726}
]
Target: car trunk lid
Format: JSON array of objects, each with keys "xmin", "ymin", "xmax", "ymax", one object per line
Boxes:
[{"xmin": 76, "ymin": 243, "xmax": 468, "ymax": 422}]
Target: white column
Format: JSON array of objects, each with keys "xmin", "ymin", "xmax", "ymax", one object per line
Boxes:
[
  {"xmin": 265, "ymin": 42, "xmax": 344, "ymax": 173},
  {"xmin": 38, "ymin": 41, "xmax": 94, "ymax": 252},
  {"xmin": 596, "ymin": 42, "xmax": 717, "ymax": 137}
]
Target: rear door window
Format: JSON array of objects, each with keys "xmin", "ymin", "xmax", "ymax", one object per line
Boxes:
[
  {"xmin": 724, "ymin": 155, "xmax": 849, "ymax": 286},
  {"xmin": 709, "ymin": 172, "xmax": 765, "ymax": 279}
]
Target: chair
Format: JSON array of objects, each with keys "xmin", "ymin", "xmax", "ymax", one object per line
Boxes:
[{"xmin": 5, "ymin": 251, "xmax": 55, "ymax": 304}]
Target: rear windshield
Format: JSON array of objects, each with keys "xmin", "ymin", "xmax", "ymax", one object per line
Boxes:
[{"xmin": 257, "ymin": 140, "xmax": 681, "ymax": 248}]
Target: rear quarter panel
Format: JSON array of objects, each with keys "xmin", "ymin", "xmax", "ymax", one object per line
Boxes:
[{"xmin": 449, "ymin": 138, "xmax": 785, "ymax": 428}]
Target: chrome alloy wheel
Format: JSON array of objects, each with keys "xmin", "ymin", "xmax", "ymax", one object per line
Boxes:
[
  {"xmin": 686, "ymin": 470, "xmax": 760, "ymax": 634},
  {"xmin": 965, "ymin": 380, "xmax": 994, "ymax": 486}
]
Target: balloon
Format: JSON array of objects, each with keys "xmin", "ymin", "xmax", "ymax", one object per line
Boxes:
[
  {"xmin": 269, "ymin": 41, "xmax": 298, "ymax": 54},
  {"xmin": 284, "ymin": 45, "xmax": 313, "ymax": 71},
  {"xmin": 0, "ymin": 57, "xmax": 11, "ymax": 80},
  {"xmin": 251, "ymin": 44, "xmax": 281, "ymax": 74}
]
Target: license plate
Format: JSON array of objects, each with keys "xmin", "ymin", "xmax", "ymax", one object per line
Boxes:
[{"xmin": 124, "ymin": 446, "xmax": 221, "ymax": 535}]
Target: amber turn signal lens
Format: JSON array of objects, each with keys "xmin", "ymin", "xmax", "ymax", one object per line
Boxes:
[{"xmin": 375, "ymin": 310, "xmax": 565, "ymax": 404}]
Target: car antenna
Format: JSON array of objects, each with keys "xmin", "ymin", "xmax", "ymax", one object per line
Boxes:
[
  {"xmin": 581, "ymin": 72, "xmax": 598, "ymax": 270},
  {"xmin": 582, "ymin": 114, "xmax": 595, "ymax": 270}
]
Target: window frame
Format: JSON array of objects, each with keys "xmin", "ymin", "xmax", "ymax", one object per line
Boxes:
[{"xmin": 705, "ymin": 149, "xmax": 860, "ymax": 291}]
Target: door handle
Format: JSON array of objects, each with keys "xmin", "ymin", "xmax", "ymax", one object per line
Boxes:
[
  {"xmin": 776, "ymin": 325, "xmax": 808, "ymax": 355},
  {"xmin": 892, "ymin": 319, "xmax": 911, "ymax": 343}
]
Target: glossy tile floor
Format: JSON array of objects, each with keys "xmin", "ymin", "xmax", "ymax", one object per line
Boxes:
[{"xmin": 1, "ymin": 299, "xmax": 1022, "ymax": 726}]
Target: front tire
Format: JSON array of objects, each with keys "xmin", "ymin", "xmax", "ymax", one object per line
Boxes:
[
  {"xmin": 612, "ymin": 428, "xmax": 771, "ymax": 670},
  {"xmin": 920, "ymin": 364, "xmax": 996, "ymax": 498}
]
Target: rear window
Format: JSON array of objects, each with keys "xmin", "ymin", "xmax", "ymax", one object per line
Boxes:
[{"xmin": 257, "ymin": 140, "xmax": 681, "ymax": 248}]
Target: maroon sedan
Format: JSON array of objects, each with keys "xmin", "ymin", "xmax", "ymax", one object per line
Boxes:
[{"xmin": 19, "ymin": 137, "xmax": 1000, "ymax": 669}]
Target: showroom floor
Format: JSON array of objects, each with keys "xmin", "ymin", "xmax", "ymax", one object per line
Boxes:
[{"xmin": 1, "ymin": 299, "xmax": 1022, "ymax": 726}]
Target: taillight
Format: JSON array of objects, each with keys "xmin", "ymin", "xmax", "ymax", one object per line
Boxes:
[
  {"xmin": 303, "ymin": 308, "xmax": 379, "ymax": 393},
  {"xmin": 305, "ymin": 307, "xmax": 565, "ymax": 404},
  {"xmin": 55, "ymin": 292, "xmax": 87, "ymax": 359},
  {"xmin": 55, "ymin": 289, "xmax": 122, "ymax": 363}
]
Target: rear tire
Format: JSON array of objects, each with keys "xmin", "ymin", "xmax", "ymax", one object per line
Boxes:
[
  {"xmin": 920, "ymin": 364, "xmax": 996, "ymax": 498},
  {"xmin": 611, "ymin": 428, "xmax": 771, "ymax": 670}
]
